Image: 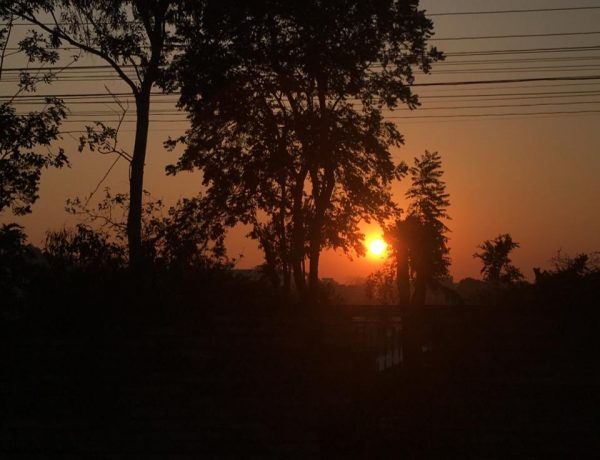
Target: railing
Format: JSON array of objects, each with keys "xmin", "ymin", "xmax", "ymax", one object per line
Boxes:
[{"xmin": 351, "ymin": 315, "xmax": 403, "ymax": 371}]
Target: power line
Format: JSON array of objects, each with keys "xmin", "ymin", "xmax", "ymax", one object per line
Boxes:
[
  {"xmin": 40, "ymin": 107, "xmax": 600, "ymax": 123},
  {"xmin": 5, "ymin": 76, "xmax": 600, "ymax": 103},
  {"xmin": 3, "ymin": 5, "xmax": 600, "ymax": 26},
  {"xmin": 440, "ymin": 55, "xmax": 600, "ymax": 65},
  {"xmin": 413, "ymin": 75, "xmax": 600, "ymax": 87},
  {"xmin": 428, "ymin": 6, "xmax": 600, "ymax": 16},
  {"xmin": 12, "ymin": 97, "xmax": 600, "ymax": 119},
  {"xmin": 387, "ymin": 109, "xmax": 600, "ymax": 119},
  {"xmin": 448, "ymin": 45, "xmax": 600, "ymax": 57},
  {"xmin": 8, "ymin": 88, "xmax": 598, "ymax": 104},
  {"xmin": 433, "ymin": 30, "xmax": 600, "ymax": 41},
  {"xmin": 7, "ymin": 62, "xmax": 600, "ymax": 80}
]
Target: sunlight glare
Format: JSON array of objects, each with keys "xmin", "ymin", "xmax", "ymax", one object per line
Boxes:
[{"xmin": 368, "ymin": 238, "xmax": 387, "ymax": 257}]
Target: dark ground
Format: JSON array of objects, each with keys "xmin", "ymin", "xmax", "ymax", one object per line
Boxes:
[{"xmin": 2, "ymin": 303, "xmax": 599, "ymax": 458}]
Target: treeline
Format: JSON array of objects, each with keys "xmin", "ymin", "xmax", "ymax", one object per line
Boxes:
[{"xmin": 0, "ymin": 193, "xmax": 277, "ymax": 323}]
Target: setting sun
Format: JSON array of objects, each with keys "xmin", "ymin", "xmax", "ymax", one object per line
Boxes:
[{"xmin": 368, "ymin": 238, "xmax": 387, "ymax": 257}]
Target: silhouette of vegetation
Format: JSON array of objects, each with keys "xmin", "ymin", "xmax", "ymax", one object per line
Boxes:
[
  {"xmin": 368, "ymin": 151, "xmax": 451, "ymax": 308},
  {"xmin": 0, "ymin": 17, "xmax": 68, "ymax": 215},
  {"xmin": 365, "ymin": 263, "xmax": 398, "ymax": 305},
  {"xmin": 43, "ymin": 224, "xmax": 125, "ymax": 270},
  {"xmin": 474, "ymin": 233, "xmax": 524, "ymax": 284},
  {"xmin": 0, "ymin": 223, "xmax": 38, "ymax": 318},
  {"xmin": 2, "ymin": 0, "xmax": 178, "ymax": 268},
  {"xmin": 534, "ymin": 250, "xmax": 600, "ymax": 308},
  {"xmin": 66, "ymin": 188, "xmax": 229, "ymax": 271},
  {"xmin": 168, "ymin": 0, "xmax": 442, "ymax": 304}
]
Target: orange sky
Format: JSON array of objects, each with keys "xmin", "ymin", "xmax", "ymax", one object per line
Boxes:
[{"xmin": 2, "ymin": 0, "xmax": 599, "ymax": 283}]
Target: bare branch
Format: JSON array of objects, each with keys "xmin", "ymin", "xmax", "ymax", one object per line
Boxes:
[
  {"xmin": 7, "ymin": 5, "xmax": 140, "ymax": 94},
  {"xmin": 0, "ymin": 14, "xmax": 13, "ymax": 81},
  {"xmin": 85, "ymin": 156, "xmax": 121, "ymax": 206}
]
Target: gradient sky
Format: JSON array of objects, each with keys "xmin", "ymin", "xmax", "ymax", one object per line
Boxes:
[{"xmin": 2, "ymin": 0, "xmax": 599, "ymax": 283}]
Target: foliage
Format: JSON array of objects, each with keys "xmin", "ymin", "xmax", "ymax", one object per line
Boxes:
[
  {"xmin": 169, "ymin": 0, "xmax": 442, "ymax": 302},
  {"xmin": 0, "ymin": 17, "xmax": 69, "ymax": 216},
  {"xmin": 43, "ymin": 224, "xmax": 125, "ymax": 270},
  {"xmin": 0, "ymin": 224, "xmax": 48, "ymax": 318},
  {"xmin": 474, "ymin": 233, "xmax": 524, "ymax": 284},
  {"xmin": 365, "ymin": 262, "xmax": 398, "ymax": 305},
  {"xmin": 2, "ymin": 0, "xmax": 179, "ymax": 266},
  {"xmin": 66, "ymin": 188, "xmax": 229, "ymax": 270},
  {"xmin": 549, "ymin": 250, "xmax": 600, "ymax": 276},
  {"xmin": 534, "ymin": 250, "xmax": 600, "ymax": 308},
  {"xmin": 0, "ymin": 100, "xmax": 68, "ymax": 215},
  {"xmin": 375, "ymin": 151, "xmax": 451, "ymax": 307},
  {"xmin": 405, "ymin": 150, "xmax": 451, "ymax": 281},
  {"xmin": 407, "ymin": 151, "xmax": 451, "ymax": 233}
]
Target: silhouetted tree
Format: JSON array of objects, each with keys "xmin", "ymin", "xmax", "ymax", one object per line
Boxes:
[
  {"xmin": 474, "ymin": 233, "xmax": 523, "ymax": 284},
  {"xmin": 0, "ymin": 17, "xmax": 68, "ymax": 215},
  {"xmin": 2, "ymin": 0, "xmax": 177, "ymax": 269},
  {"xmin": 406, "ymin": 150, "xmax": 451, "ymax": 305},
  {"xmin": 381, "ymin": 151, "xmax": 451, "ymax": 308},
  {"xmin": 169, "ymin": 0, "xmax": 442, "ymax": 304},
  {"xmin": 382, "ymin": 215, "xmax": 420, "ymax": 308}
]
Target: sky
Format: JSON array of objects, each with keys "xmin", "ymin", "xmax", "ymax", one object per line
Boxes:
[{"xmin": 2, "ymin": 0, "xmax": 600, "ymax": 283}]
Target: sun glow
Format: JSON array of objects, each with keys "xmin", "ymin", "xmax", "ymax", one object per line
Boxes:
[{"xmin": 367, "ymin": 238, "xmax": 387, "ymax": 258}]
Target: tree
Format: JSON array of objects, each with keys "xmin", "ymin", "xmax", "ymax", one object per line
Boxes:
[
  {"xmin": 169, "ymin": 0, "xmax": 442, "ymax": 304},
  {"xmin": 381, "ymin": 151, "xmax": 451, "ymax": 308},
  {"xmin": 474, "ymin": 233, "xmax": 523, "ymax": 284},
  {"xmin": 3, "ymin": 0, "xmax": 177, "ymax": 269},
  {"xmin": 0, "ymin": 17, "xmax": 68, "ymax": 215},
  {"xmin": 405, "ymin": 150, "xmax": 451, "ymax": 305}
]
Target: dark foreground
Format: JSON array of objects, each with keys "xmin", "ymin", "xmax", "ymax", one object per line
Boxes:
[{"xmin": 2, "ymin": 303, "xmax": 599, "ymax": 458}]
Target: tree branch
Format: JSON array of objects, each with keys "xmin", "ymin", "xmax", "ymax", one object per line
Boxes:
[
  {"xmin": 8, "ymin": 5, "xmax": 140, "ymax": 95},
  {"xmin": 0, "ymin": 14, "xmax": 13, "ymax": 81}
]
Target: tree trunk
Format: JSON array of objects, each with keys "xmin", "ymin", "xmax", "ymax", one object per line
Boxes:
[
  {"xmin": 291, "ymin": 223, "xmax": 306, "ymax": 298},
  {"xmin": 411, "ymin": 274, "xmax": 427, "ymax": 307},
  {"xmin": 282, "ymin": 263, "xmax": 291, "ymax": 302},
  {"xmin": 127, "ymin": 89, "xmax": 151, "ymax": 270},
  {"xmin": 290, "ymin": 170, "xmax": 307, "ymax": 299},
  {"xmin": 396, "ymin": 245, "xmax": 410, "ymax": 310},
  {"xmin": 307, "ymin": 236, "xmax": 321, "ymax": 306},
  {"xmin": 263, "ymin": 238, "xmax": 281, "ymax": 298}
]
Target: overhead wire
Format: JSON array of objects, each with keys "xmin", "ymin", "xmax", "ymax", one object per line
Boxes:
[
  {"xmin": 3, "ymin": 4, "xmax": 600, "ymax": 26},
  {"xmin": 3, "ymin": 10, "xmax": 600, "ymax": 124}
]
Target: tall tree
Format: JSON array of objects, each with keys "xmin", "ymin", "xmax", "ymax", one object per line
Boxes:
[
  {"xmin": 474, "ymin": 233, "xmax": 523, "ymax": 284},
  {"xmin": 169, "ymin": 0, "xmax": 442, "ymax": 304},
  {"xmin": 3, "ymin": 0, "xmax": 176, "ymax": 268},
  {"xmin": 382, "ymin": 151, "xmax": 450, "ymax": 307},
  {"xmin": 405, "ymin": 150, "xmax": 451, "ymax": 305}
]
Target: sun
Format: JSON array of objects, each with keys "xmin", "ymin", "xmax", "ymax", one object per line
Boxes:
[{"xmin": 368, "ymin": 238, "xmax": 387, "ymax": 257}]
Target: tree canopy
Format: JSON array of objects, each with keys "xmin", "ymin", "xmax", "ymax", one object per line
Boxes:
[
  {"xmin": 0, "ymin": 18, "xmax": 68, "ymax": 215},
  {"xmin": 474, "ymin": 233, "xmax": 523, "ymax": 284},
  {"xmin": 169, "ymin": 0, "xmax": 442, "ymax": 303}
]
